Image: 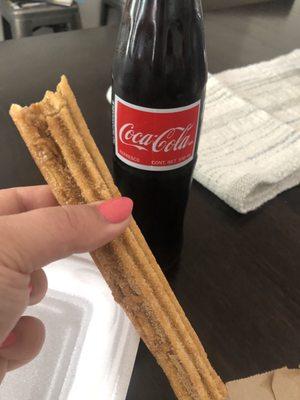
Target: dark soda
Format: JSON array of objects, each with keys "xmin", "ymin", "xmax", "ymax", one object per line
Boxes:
[{"xmin": 112, "ymin": 0, "xmax": 207, "ymax": 270}]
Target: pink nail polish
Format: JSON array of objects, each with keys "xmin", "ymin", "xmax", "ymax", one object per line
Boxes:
[
  {"xmin": 0, "ymin": 332, "xmax": 17, "ymax": 349},
  {"xmin": 98, "ymin": 197, "xmax": 133, "ymax": 223}
]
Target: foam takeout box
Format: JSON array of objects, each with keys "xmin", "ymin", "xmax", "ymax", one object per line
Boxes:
[{"xmin": 0, "ymin": 254, "xmax": 140, "ymax": 400}]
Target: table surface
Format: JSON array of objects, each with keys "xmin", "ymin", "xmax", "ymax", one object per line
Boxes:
[{"xmin": 0, "ymin": 1, "xmax": 300, "ymax": 399}]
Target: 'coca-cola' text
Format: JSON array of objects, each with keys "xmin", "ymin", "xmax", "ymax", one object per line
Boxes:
[{"xmin": 114, "ymin": 96, "xmax": 201, "ymax": 171}]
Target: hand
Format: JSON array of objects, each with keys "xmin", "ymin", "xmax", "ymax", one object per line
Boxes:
[{"xmin": 0, "ymin": 185, "xmax": 133, "ymax": 383}]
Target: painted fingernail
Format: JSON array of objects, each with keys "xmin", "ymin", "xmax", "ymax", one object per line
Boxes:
[
  {"xmin": 97, "ymin": 197, "xmax": 133, "ymax": 223},
  {"xmin": 0, "ymin": 332, "xmax": 17, "ymax": 349}
]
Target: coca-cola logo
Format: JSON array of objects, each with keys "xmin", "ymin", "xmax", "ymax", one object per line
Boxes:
[
  {"xmin": 115, "ymin": 97, "xmax": 201, "ymax": 170},
  {"xmin": 119, "ymin": 123, "xmax": 195, "ymax": 153}
]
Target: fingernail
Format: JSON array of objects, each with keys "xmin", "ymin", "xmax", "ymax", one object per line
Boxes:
[
  {"xmin": 0, "ymin": 332, "xmax": 17, "ymax": 348},
  {"xmin": 97, "ymin": 197, "xmax": 133, "ymax": 223}
]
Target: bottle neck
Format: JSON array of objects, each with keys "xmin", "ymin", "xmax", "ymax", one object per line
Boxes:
[
  {"xmin": 114, "ymin": 0, "xmax": 207, "ymax": 108},
  {"xmin": 124, "ymin": 0, "xmax": 203, "ymax": 19},
  {"xmin": 122, "ymin": 0, "xmax": 204, "ymax": 63}
]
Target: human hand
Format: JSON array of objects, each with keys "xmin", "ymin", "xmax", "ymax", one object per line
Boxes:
[{"xmin": 0, "ymin": 185, "xmax": 133, "ymax": 383}]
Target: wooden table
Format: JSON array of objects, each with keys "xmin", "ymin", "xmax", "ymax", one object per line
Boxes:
[{"xmin": 0, "ymin": 1, "xmax": 299, "ymax": 398}]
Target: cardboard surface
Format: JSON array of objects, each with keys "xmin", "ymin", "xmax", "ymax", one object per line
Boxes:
[{"xmin": 227, "ymin": 367, "xmax": 300, "ymax": 400}]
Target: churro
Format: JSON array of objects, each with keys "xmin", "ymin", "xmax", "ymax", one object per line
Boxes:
[{"xmin": 10, "ymin": 76, "xmax": 228, "ymax": 400}]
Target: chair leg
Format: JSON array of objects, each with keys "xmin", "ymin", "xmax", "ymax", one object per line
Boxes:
[
  {"xmin": 69, "ymin": 13, "xmax": 82, "ymax": 30},
  {"xmin": 10, "ymin": 20, "xmax": 33, "ymax": 39},
  {"xmin": 100, "ymin": 1, "xmax": 110, "ymax": 26},
  {"xmin": 2, "ymin": 17, "xmax": 12, "ymax": 40}
]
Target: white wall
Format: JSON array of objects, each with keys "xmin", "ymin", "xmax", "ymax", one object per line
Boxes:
[
  {"xmin": 0, "ymin": 18, "xmax": 3, "ymax": 41},
  {"xmin": 78, "ymin": 0, "xmax": 102, "ymax": 29}
]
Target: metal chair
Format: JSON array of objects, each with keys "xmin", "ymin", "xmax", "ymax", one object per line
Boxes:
[
  {"xmin": 100, "ymin": 0, "xmax": 123, "ymax": 26},
  {"xmin": 0, "ymin": 0, "xmax": 81, "ymax": 40}
]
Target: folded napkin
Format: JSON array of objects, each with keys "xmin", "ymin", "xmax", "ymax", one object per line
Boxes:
[
  {"xmin": 194, "ymin": 50, "xmax": 300, "ymax": 213},
  {"xmin": 227, "ymin": 367, "xmax": 300, "ymax": 400},
  {"xmin": 217, "ymin": 50, "xmax": 300, "ymax": 131}
]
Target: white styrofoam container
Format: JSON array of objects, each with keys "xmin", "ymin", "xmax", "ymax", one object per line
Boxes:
[{"xmin": 0, "ymin": 254, "xmax": 140, "ymax": 400}]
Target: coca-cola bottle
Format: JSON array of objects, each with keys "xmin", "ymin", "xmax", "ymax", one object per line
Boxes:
[{"xmin": 112, "ymin": 0, "xmax": 207, "ymax": 270}]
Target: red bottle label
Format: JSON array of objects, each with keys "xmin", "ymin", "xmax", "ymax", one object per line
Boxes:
[{"xmin": 114, "ymin": 96, "xmax": 201, "ymax": 171}]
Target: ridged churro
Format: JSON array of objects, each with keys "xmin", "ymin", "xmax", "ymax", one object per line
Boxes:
[{"xmin": 10, "ymin": 76, "xmax": 228, "ymax": 400}]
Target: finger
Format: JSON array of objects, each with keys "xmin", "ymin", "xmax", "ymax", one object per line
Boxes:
[
  {"xmin": 0, "ymin": 358, "xmax": 8, "ymax": 383},
  {"xmin": 0, "ymin": 265, "xmax": 30, "ymax": 340},
  {"xmin": 0, "ymin": 186, "xmax": 57, "ymax": 216},
  {"xmin": 29, "ymin": 270, "xmax": 48, "ymax": 306},
  {"xmin": 0, "ymin": 197, "xmax": 133, "ymax": 274},
  {"xmin": 0, "ymin": 317, "xmax": 45, "ymax": 370}
]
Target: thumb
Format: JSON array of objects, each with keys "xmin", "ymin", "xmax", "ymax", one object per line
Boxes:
[{"xmin": 0, "ymin": 197, "xmax": 133, "ymax": 274}]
